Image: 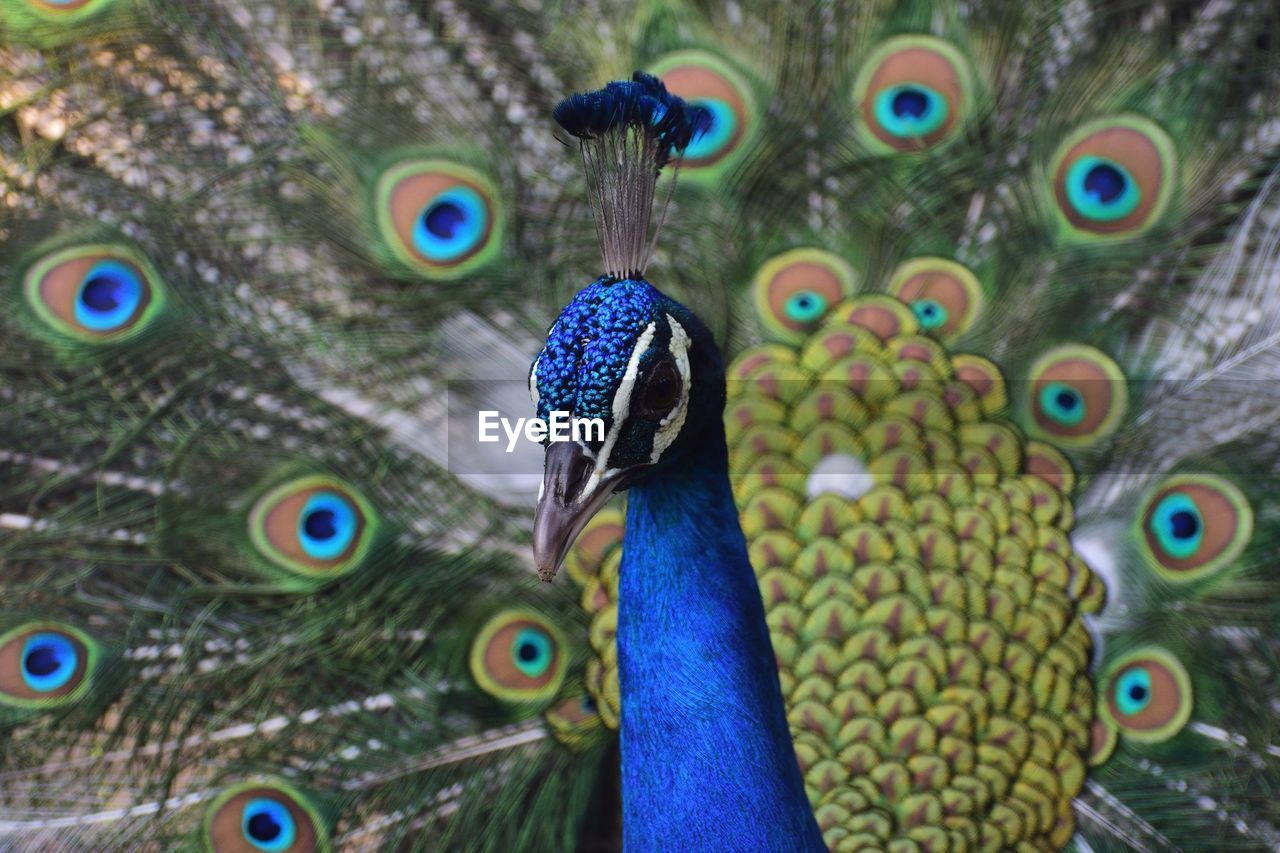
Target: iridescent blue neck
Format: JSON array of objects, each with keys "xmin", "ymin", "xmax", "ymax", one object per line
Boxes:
[{"xmin": 617, "ymin": 422, "xmax": 824, "ymax": 850}]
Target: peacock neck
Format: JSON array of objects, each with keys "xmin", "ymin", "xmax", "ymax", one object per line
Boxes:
[{"xmin": 618, "ymin": 421, "xmax": 824, "ymax": 851}]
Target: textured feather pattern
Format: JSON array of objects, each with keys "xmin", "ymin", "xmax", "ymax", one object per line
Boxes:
[{"xmin": 3, "ymin": 0, "xmax": 1280, "ymax": 850}]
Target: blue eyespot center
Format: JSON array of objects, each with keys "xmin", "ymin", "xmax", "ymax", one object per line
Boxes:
[
  {"xmin": 1150, "ymin": 492, "xmax": 1204, "ymax": 559},
  {"xmin": 784, "ymin": 289, "xmax": 829, "ymax": 323},
  {"xmin": 82, "ymin": 277, "xmax": 122, "ymax": 311},
  {"xmin": 1169, "ymin": 510, "xmax": 1199, "ymax": 539},
  {"xmin": 248, "ymin": 812, "xmax": 281, "ymax": 841},
  {"xmin": 74, "ymin": 261, "xmax": 144, "ymax": 332},
  {"xmin": 303, "ymin": 509, "xmax": 336, "ymax": 541},
  {"xmin": 412, "ymin": 186, "xmax": 487, "ymax": 262},
  {"xmin": 911, "ymin": 298, "xmax": 949, "ymax": 330},
  {"xmin": 1065, "ymin": 156, "xmax": 1141, "ymax": 222},
  {"xmin": 1039, "ymin": 381, "xmax": 1086, "ymax": 426},
  {"xmin": 424, "ymin": 201, "xmax": 466, "ymax": 240},
  {"xmin": 873, "ymin": 84, "xmax": 948, "ymax": 138},
  {"xmin": 891, "ymin": 88, "xmax": 929, "ymax": 119},
  {"xmin": 297, "ymin": 492, "xmax": 358, "ymax": 560},
  {"xmin": 1084, "ymin": 163, "xmax": 1126, "ymax": 204},
  {"xmin": 1115, "ymin": 667, "xmax": 1153, "ymax": 716},
  {"xmin": 682, "ymin": 98, "xmax": 737, "ymax": 161},
  {"xmin": 241, "ymin": 798, "xmax": 296, "ymax": 852},
  {"xmin": 511, "ymin": 627, "xmax": 553, "ymax": 678},
  {"xmin": 20, "ymin": 633, "xmax": 78, "ymax": 693}
]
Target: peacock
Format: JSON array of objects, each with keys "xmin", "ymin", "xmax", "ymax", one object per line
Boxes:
[{"xmin": 2, "ymin": 0, "xmax": 1280, "ymax": 850}]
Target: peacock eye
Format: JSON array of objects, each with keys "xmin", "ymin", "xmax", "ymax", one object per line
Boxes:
[
  {"xmin": 203, "ymin": 781, "xmax": 325, "ymax": 853},
  {"xmin": 638, "ymin": 358, "xmax": 681, "ymax": 421},
  {"xmin": 753, "ymin": 248, "xmax": 857, "ymax": 343},
  {"xmin": 1138, "ymin": 474, "xmax": 1252, "ymax": 582},
  {"xmin": 650, "ymin": 50, "xmax": 757, "ymax": 182},
  {"xmin": 375, "ymin": 159, "xmax": 503, "ymax": 278},
  {"xmin": 1025, "ymin": 344, "xmax": 1128, "ymax": 447},
  {"xmin": 854, "ymin": 36, "xmax": 974, "ymax": 152},
  {"xmin": 247, "ymin": 475, "xmax": 378, "ymax": 579},
  {"xmin": 1049, "ymin": 116, "xmax": 1176, "ymax": 240},
  {"xmin": 887, "ymin": 257, "xmax": 983, "ymax": 342},
  {"xmin": 20, "ymin": 0, "xmax": 103, "ymax": 16},
  {"xmin": 240, "ymin": 798, "xmax": 296, "ymax": 851},
  {"xmin": 469, "ymin": 610, "xmax": 567, "ymax": 703},
  {"xmin": 0, "ymin": 623, "xmax": 97, "ymax": 709},
  {"xmin": 1100, "ymin": 648, "xmax": 1192, "ymax": 743},
  {"xmin": 23, "ymin": 244, "xmax": 166, "ymax": 343},
  {"xmin": 874, "ymin": 84, "xmax": 948, "ymax": 138}
]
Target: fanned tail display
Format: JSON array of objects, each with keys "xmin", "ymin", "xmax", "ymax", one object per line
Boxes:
[{"xmin": 2, "ymin": 0, "xmax": 1280, "ymax": 850}]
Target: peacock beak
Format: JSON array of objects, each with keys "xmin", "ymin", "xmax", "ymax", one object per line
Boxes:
[{"xmin": 533, "ymin": 441, "xmax": 627, "ymax": 582}]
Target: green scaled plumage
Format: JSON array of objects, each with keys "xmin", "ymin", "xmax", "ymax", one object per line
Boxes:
[{"xmin": 3, "ymin": 0, "xmax": 1280, "ymax": 850}]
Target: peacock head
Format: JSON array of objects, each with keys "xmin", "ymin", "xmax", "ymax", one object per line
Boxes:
[{"xmin": 530, "ymin": 276, "xmax": 724, "ymax": 580}]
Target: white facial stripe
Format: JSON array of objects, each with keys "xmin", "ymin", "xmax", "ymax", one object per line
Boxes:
[
  {"xmin": 574, "ymin": 321, "xmax": 656, "ymax": 506},
  {"xmin": 529, "ymin": 357, "xmax": 540, "ymax": 407},
  {"xmin": 650, "ymin": 314, "xmax": 692, "ymax": 463}
]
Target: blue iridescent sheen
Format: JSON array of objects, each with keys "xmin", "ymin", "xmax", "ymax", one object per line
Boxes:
[
  {"xmin": 20, "ymin": 632, "xmax": 78, "ymax": 693},
  {"xmin": 911, "ymin": 298, "xmax": 948, "ymax": 330},
  {"xmin": 534, "ymin": 278, "xmax": 665, "ymax": 425},
  {"xmin": 683, "ymin": 98, "xmax": 736, "ymax": 161},
  {"xmin": 873, "ymin": 84, "xmax": 948, "ymax": 138},
  {"xmin": 1115, "ymin": 667, "xmax": 1153, "ymax": 716},
  {"xmin": 784, "ymin": 290, "xmax": 828, "ymax": 324},
  {"xmin": 553, "ymin": 72, "xmax": 712, "ymax": 165},
  {"xmin": 297, "ymin": 492, "xmax": 357, "ymax": 560},
  {"xmin": 534, "ymin": 274, "xmax": 822, "ymax": 849},
  {"xmin": 1039, "ymin": 381, "xmax": 1086, "ymax": 426},
  {"xmin": 74, "ymin": 261, "xmax": 143, "ymax": 332},
  {"xmin": 241, "ymin": 797, "xmax": 296, "ymax": 851},
  {"xmin": 511, "ymin": 627, "xmax": 553, "ymax": 678},
  {"xmin": 1066, "ymin": 156, "xmax": 1141, "ymax": 222},
  {"xmin": 1150, "ymin": 492, "xmax": 1204, "ymax": 559},
  {"xmin": 412, "ymin": 186, "xmax": 487, "ymax": 262},
  {"xmin": 620, "ymin": 433, "xmax": 825, "ymax": 851}
]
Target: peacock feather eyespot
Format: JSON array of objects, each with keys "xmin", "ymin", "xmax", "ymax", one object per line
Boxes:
[
  {"xmin": 0, "ymin": 622, "xmax": 98, "ymax": 710},
  {"xmin": 28, "ymin": 0, "xmax": 97, "ymax": 10},
  {"xmin": 649, "ymin": 50, "xmax": 758, "ymax": 181},
  {"xmin": 752, "ymin": 248, "xmax": 858, "ymax": 342},
  {"xmin": 22, "ymin": 244, "xmax": 166, "ymax": 344},
  {"xmin": 17, "ymin": 0, "xmax": 112, "ymax": 17},
  {"xmin": 853, "ymin": 36, "xmax": 974, "ymax": 152},
  {"xmin": 1049, "ymin": 115, "xmax": 1176, "ymax": 240},
  {"xmin": 469, "ymin": 610, "xmax": 567, "ymax": 704},
  {"xmin": 1100, "ymin": 648, "xmax": 1192, "ymax": 743},
  {"xmin": 1024, "ymin": 344, "xmax": 1127, "ymax": 447},
  {"xmin": 1137, "ymin": 474, "xmax": 1252, "ymax": 583},
  {"xmin": 203, "ymin": 780, "xmax": 328, "ymax": 853},
  {"xmin": 544, "ymin": 690, "xmax": 605, "ymax": 747},
  {"xmin": 1088, "ymin": 712, "xmax": 1119, "ymax": 766},
  {"xmin": 886, "ymin": 258, "xmax": 983, "ymax": 342},
  {"xmin": 247, "ymin": 475, "xmax": 379, "ymax": 578},
  {"xmin": 374, "ymin": 159, "xmax": 503, "ymax": 278}
]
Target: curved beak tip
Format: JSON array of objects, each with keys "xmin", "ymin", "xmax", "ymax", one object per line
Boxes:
[{"xmin": 532, "ymin": 441, "xmax": 624, "ymax": 582}]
